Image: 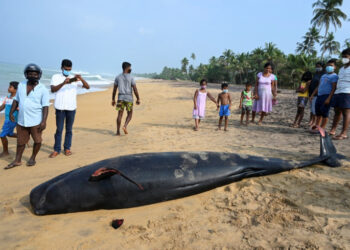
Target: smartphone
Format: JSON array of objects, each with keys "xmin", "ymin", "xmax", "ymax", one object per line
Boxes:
[{"xmin": 69, "ymin": 77, "xmax": 78, "ymax": 83}]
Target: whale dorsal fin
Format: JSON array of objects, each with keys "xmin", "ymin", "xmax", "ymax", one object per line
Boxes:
[{"xmin": 89, "ymin": 168, "xmax": 144, "ymax": 190}]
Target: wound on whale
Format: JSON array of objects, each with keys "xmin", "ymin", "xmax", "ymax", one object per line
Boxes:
[{"xmin": 30, "ymin": 128, "xmax": 342, "ymax": 215}]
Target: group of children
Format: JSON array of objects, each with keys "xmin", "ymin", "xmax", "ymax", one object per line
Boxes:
[
  {"xmin": 193, "ymin": 80, "xmax": 253, "ymax": 131},
  {"xmin": 292, "ymin": 48, "xmax": 350, "ymax": 140},
  {"xmin": 193, "ymin": 47, "xmax": 350, "ymax": 140}
]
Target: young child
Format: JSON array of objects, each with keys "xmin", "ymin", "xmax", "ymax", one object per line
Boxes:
[
  {"xmin": 291, "ymin": 71, "xmax": 313, "ymax": 128},
  {"xmin": 310, "ymin": 59, "xmax": 339, "ymax": 132},
  {"xmin": 239, "ymin": 83, "xmax": 253, "ymax": 125},
  {"xmin": 0, "ymin": 81, "xmax": 19, "ymax": 157},
  {"xmin": 217, "ymin": 83, "xmax": 232, "ymax": 131},
  {"xmin": 193, "ymin": 79, "xmax": 218, "ymax": 131}
]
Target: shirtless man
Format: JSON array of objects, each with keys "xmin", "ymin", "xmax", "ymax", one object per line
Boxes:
[{"xmin": 217, "ymin": 83, "xmax": 232, "ymax": 131}]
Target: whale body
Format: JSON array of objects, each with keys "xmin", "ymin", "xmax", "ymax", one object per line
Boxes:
[{"xmin": 30, "ymin": 131, "xmax": 341, "ymax": 215}]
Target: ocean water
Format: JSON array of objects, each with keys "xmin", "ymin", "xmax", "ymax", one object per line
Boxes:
[{"xmin": 0, "ymin": 61, "xmax": 115, "ymax": 104}]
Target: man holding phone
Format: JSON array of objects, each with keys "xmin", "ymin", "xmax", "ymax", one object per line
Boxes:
[{"xmin": 49, "ymin": 59, "xmax": 90, "ymax": 158}]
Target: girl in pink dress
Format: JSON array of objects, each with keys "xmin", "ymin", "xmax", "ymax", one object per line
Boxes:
[
  {"xmin": 251, "ymin": 63, "xmax": 277, "ymax": 125},
  {"xmin": 193, "ymin": 79, "xmax": 218, "ymax": 131}
]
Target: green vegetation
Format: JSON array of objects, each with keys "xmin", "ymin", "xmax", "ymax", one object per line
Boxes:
[{"xmin": 150, "ymin": 0, "xmax": 349, "ymax": 88}]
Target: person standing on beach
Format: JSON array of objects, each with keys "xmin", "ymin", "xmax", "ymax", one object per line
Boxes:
[
  {"xmin": 239, "ymin": 83, "xmax": 253, "ymax": 126},
  {"xmin": 0, "ymin": 81, "xmax": 19, "ymax": 157},
  {"xmin": 291, "ymin": 71, "xmax": 312, "ymax": 128},
  {"xmin": 112, "ymin": 62, "xmax": 140, "ymax": 135},
  {"xmin": 329, "ymin": 48, "xmax": 350, "ymax": 140},
  {"xmin": 5, "ymin": 64, "xmax": 50, "ymax": 169},
  {"xmin": 310, "ymin": 59, "xmax": 338, "ymax": 133},
  {"xmin": 193, "ymin": 79, "xmax": 218, "ymax": 131},
  {"xmin": 217, "ymin": 83, "xmax": 232, "ymax": 131},
  {"xmin": 49, "ymin": 59, "xmax": 90, "ymax": 158},
  {"xmin": 251, "ymin": 63, "xmax": 277, "ymax": 125},
  {"xmin": 308, "ymin": 62, "xmax": 325, "ymax": 127}
]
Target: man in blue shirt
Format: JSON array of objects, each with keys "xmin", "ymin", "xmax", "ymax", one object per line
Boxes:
[
  {"xmin": 310, "ymin": 59, "xmax": 338, "ymax": 133},
  {"xmin": 5, "ymin": 64, "xmax": 50, "ymax": 169}
]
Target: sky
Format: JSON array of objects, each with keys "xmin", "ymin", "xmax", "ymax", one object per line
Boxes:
[{"xmin": 0, "ymin": 0, "xmax": 349, "ymax": 74}]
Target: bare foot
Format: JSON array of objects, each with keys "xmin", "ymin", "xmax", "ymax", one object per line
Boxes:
[
  {"xmin": 122, "ymin": 127, "xmax": 128, "ymax": 135},
  {"xmin": 4, "ymin": 161, "xmax": 22, "ymax": 170},
  {"xmin": 0, "ymin": 152, "xmax": 9, "ymax": 158},
  {"xmin": 194, "ymin": 127, "xmax": 199, "ymax": 131},
  {"xmin": 257, "ymin": 121, "xmax": 262, "ymax": 126},
  {"xmin": 224, "ymin": 129, "xmax": 229, "ymax": 132},
  {"xmin": 116, "ymin": 131, "xmax": 121, "ymax": 136}
]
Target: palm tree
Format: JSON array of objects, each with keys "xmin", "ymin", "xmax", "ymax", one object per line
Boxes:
[
  {"xmin": 181, "ymin": 57, "xmax": 189, "ymax": 74},
  {"xmin": 296, "ymin": 27, "xmax": 321, "ymax": 55},
  {"xmin": 344, "ymin": 38, "xmax": 350, "ymax": 48},
  {"xmin": 190, "ymin": 53, "xmax": 196, "ymax": 61},
  {"xmin": 320, "ymin": 32, "xmax": 340, "ymax": 57},
  {"xmin": 311, "ymin": 0, "xmax": 347, "ymax": 38}
]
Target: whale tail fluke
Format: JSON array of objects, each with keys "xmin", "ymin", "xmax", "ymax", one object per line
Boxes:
[{"xmin": 318, "ymin": 127, "xmax": 341, "ymax": 168}]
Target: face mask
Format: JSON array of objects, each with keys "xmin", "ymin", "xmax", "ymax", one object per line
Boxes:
[
  {"xmin": 127, "ymin": 69, "xmax": 132, "ymax": 74},
  {"xmin": 326, "ymin": 66, "xmax": 334, "ymax": 73},
  {"xmin": 315, "ymin": 67, "xmax": 323, "ymax": 72},
  {"xmin": 63, "ymin": 70, "xmax": 71, "ymax": 76},
  {"xmin": 27, "ymin": 76, "xmax": 38, "ymax": 84},
  {"xmin": 222, "ymin": 89, "xmax": 228, "ymax": 93},
  {"xmin": 200, "ymin": 85, "xmax": 206, "ymax": 89},
  {"xmin": 342, "ymin": 58, "xmax": 350, "ymax": 65}
]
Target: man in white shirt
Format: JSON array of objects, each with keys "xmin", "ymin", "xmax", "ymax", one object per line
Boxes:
[
  {"xmin": 49, "ymin": 59, "xmax": 90, "ymax": 158},
  {"xmin": 330, "ymin": 48, "xmax": 350, "ymax": 140}
]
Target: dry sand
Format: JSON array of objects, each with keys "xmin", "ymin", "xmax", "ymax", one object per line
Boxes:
[{"xmin": 0, "ymin": 79, "xmax": 349, "ymax": 250}]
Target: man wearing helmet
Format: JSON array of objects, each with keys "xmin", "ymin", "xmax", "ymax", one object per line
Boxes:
[{"xmin": 5, "ymin": 64, "xmax": 50, "ymax": 169}]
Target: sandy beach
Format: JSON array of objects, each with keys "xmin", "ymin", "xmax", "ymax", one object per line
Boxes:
[{"xmin": 0, "ymin": 79, "xmax": 349, "ymax": 249}]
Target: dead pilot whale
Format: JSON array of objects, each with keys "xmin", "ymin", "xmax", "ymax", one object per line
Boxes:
[{"xmin": 30, "ymin": 128, "xmax": 342, "ymax": 215}]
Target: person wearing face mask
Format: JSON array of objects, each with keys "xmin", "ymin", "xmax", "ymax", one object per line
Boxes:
[
  {"xmin": 5, "ymin": 64, "xmax": 50, "ymax": 169},
  {"xmin": 309, "ymin": 59, "xmax": 339, "ymax": 133},
  {"xmin": 112, "ymin": 62, "xmax": 140, "ymax": 135},
  {"xmin": 49, "ymin": 59, "xmax": 90, "ymax": 158},
  {"xmin": 217, "ymin": 83, "xmax": 232, "ymax": 131},
  {"xmin": 330, "ymin": 48, "xmax": 350, "ymax": 140},
  {"xmin": 192, "ymin": 79, "xmax": 218, "ymax": 131},
  {"xmin": 308, "ymin": 62, "xmax": 325, "ymax": 127}
]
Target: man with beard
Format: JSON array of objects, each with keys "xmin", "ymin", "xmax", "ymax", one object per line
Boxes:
[{"xmin": 5, "ymin": 64, "xmax": 50, "ymax": 169}]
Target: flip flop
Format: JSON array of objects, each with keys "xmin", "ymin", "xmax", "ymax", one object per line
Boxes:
[
  {"xmin": 333, "ymin": 135, "xmax": 348, "ymax": 140},
  {"xmin": 26, "ymin": 160, "xmax": 36, "ymax": 167},
  {"xmin": 4, "ymin": 162, "xmax": 21, "ymax": 170}
]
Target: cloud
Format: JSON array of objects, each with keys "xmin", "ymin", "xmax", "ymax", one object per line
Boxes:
[{"xmin": 138, "ymin": 27, "xmax": 154, "ymax": 35}]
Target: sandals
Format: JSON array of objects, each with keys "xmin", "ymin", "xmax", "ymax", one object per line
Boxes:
[
  {"xmin": 4, "ymin": 162, "xmax": 21, "ymax": 170},
  {"xmin": 333, "ymin": 135, "xmax": 348, "ymax": 140},
  {"xmin": 64, "ymin": 150, "xmax": 72, "ymax": 156},
  {"xmin": 49, "ymin": 151, "xmax": 59, "ymax": 158}
]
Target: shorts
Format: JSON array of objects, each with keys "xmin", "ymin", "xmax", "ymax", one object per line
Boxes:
[
  {"xmin": 219, "ymin": 105, "xmax": 230, "ymax": 117},
  {"xmin": 297, "ymin": 97, "xmax": 308, "ymax": 108},
  {"xmin": 332, "ymin": 93, "xmax": 350, "ymax": 109},
  {"xmin": 0, "ymin": 120, "xmax": 17, "ymax": 137},
  {"xmin": 17, "ymin": 125, "xmax": 42, "ymax": 145},
  {"xmin": 241, "ymin": 105, "xmax": 252, "ymax": 112},
  {"xmin": 315, "ymin": 95, "xmax": 332, "ymax": 118},
  {"xmin": 310, "ymin": 96, "xmax": 317, "ymax": 115},
  {"xmin": 116, "ymin": 100, "xmax": 133, "ymax": 112}
]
